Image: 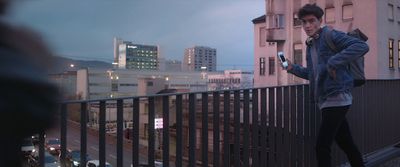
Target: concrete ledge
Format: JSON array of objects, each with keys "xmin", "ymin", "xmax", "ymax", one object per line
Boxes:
[{"xmin": 341, "ymin": 143, "xmax": 400, "ymax": 167}]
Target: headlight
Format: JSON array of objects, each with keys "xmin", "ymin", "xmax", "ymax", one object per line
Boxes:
[
  {"xmin": 73, "ymin": 161, "xmax": 79, "ymax": 166},
  {"xmin": 50, "ymin": 147, "xmax": 55, "ymax": 151},
  {"xmin": 32, "ymin": 149, "xmax": 36, "ymax": 153}
]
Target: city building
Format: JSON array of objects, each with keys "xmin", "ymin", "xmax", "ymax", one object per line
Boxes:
[
  {"xmin": 183, "ymin": 46, "xmax": 217, "ymax": 72},
  {"xmin": 253, "ymin": 0, "xmax": 400, "ymax": 87},
  {"xmin": 114, "ymin": 37, "xmax": 159, "ymax": 70},
  {"xmin": 165, "ymin": 59, "xmax": 182, "ymax": 71},
  {"xmin": 158, "ymin": 59, "xmax": 182, "ymax": 72},
  {"xmin": 76, "ymin": 68, "xmax": 222, "ymax": 100},
  {"xmin": 208, "ymin": 70, "xmax": 254, "ymax": 90},
  {"xmin": 48, "ymin": 71, "xmax": 77, "ymax": 99}
]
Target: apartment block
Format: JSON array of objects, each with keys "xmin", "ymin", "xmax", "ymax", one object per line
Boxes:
[
  {"xmin": 254, "ymin": 0, "xmax": 400, "ymax": 87},
  {"xmin": 183, "ymin": 46, "xmax": 217, "ymax": 72}
]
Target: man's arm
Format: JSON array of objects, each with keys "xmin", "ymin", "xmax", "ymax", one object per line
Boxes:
[
  {"xmin": 286, "ymin": 61, "xmax": 310, "ymax": 80},
  {"xmin": 327, "ymin": 29, "xmax": 369, "ymax": 70}
]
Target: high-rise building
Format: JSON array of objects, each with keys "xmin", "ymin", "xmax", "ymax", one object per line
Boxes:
[
  {"xmin": 253, "ymin": 0, "xmax": 400, "ymax": 87},
  {"xmin": 114, "ymin": 37, "xmax": 159, "ymax": 70},
  {"xmin": 113, "ymin": 37, "xmax": 123, "ymax": 64},
  {"xmin": 183, "ymin": 46, "xmax": 217, "ymax": 72}
]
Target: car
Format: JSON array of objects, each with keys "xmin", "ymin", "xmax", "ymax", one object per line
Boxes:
[
  {"xmin": 60, "ymin": 149, "xmax": 90, "ymax": 167},
  {"xmin": 21, "ymin": 138, "xmax": 36, "ymax": 156},
  {"xmin": 86, "ymin": 160, "xmax": 112, "ymax": 167},
  {"xmin": 46, "ymin": 138, "xmax": 61, "ymax": 155}
]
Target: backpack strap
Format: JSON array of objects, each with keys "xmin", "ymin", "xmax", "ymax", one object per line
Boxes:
[{"xmin": 324, "ymin": 27, "xmax": 338, "ymax": 53}]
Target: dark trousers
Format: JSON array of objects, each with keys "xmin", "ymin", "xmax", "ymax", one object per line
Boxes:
[{"xmin": 316, "ymin": 105, "xmax": 365, "ymax": 167}]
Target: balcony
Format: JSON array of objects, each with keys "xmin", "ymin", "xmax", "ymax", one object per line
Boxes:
[
  {"xmin": 30, "ymin": 80, "xmax": 400, "ymax": 167},
  {"xmin": 266, "ymin": 28, "xmax": 286, "ymax": 42}
]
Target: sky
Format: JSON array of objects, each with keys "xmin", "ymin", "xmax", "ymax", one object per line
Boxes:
[{"xmin": 6, "ymin": 0, "xmax": 265, "ymax": 71}]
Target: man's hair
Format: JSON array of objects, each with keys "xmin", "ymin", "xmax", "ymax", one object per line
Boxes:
[{"xmin": 297, "ymin": 3, "xmax": 324, "ymax": 20}]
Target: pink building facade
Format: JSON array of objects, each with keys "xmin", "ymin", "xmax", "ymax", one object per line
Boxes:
[{"xmin": 254, "ymin": 0, "xmax": 400, "ymax": 87}]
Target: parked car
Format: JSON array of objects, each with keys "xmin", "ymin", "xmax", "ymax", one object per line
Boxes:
[
  {"xmin": 46, "ymin": 138, "xmax": 61, "ymax": 155},
  {"xmin": 86, "ymin": 160, "xmax": 112, "ymax": 167},
  {"xmin": 60, "ymin": 149, "xmax": 90, "ymax": 167},
  {"xmin": 21, "ymin": 138, "xmax": 36, "ymax": 156}
]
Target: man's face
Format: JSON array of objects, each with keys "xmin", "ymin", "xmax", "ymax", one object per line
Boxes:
[{"xmin": 301, "ymin": 14, "xmax": 322, "ymax": 37}]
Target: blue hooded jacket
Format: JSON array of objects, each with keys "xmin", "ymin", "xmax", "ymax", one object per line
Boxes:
[{"xmin": 288, "ymin": 26, "xmax": 369, "ymax": 103}]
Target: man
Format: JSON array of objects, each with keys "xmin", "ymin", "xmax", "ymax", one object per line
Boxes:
[
  {"xmin": 0, "ymin": 1, "xmax": 59, "ymax": 166},
  {"xmin": 285, "ymin": 3, "xmax": 369, "ymax": 167}
]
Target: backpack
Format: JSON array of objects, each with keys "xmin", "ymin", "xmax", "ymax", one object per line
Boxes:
[{"xmin": 325, "ymin": 28, "xmax": 369, "ymax": 87}]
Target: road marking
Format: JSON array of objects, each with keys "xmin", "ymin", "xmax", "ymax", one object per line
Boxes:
[
  {"xmin": 74, "ymin": 140, "xmax": 80, "ymax": 144},
  {"xmin": 109, "ymin": 154, "xmax": 117, "ymax": 159},
  {"xmin": 90, "ymin": 146, "xmax": 99, "ymax": 151}
]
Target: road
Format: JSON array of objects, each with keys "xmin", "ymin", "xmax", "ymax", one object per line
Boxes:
[{"xmin": 46, "ymin": 120, "xmax": 149, "ymax": 167}]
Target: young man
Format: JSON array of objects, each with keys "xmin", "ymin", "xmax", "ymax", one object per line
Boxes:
[{"xmin": 285, "ymin": 3, "xmax": 369, "ymax": 167}]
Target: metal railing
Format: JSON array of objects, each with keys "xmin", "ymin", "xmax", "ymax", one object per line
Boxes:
[{"xmin": 53, "ymin": 79, "xmax": 400, "ymax": 167}]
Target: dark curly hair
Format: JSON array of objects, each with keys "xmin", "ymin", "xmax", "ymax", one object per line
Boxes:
[{"xmin": 297, "ymin": 3, "xmax": 324, "ymax": 20}]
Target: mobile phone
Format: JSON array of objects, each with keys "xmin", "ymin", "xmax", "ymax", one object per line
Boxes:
[{"xmin": 277, "ymin": 51, "xmax": 288, "ymax": 69}]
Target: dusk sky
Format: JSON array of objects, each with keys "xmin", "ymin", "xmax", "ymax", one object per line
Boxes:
[{"xmin": 7, "ymin": 0, "xmax": 265, "ymax": 71}]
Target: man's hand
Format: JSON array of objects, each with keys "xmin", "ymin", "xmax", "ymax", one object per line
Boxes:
[
  {"xmin": 327, "ymin": 67, "xmax": 336, "ymax": 80},
  {"xmin": 285, "ymin": 60, "xmax": 293, "ymax": 71}
]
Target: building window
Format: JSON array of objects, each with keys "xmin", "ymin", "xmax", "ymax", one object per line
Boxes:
[
  {"xmin": 342, "ymin": 4, "xmax": 353, "ymax": 20},
  {"xmin": 389, "ymin": 4, "xmax": 394, "ymax": 21},
  {"xmin": 111, "ymin": 83, "xmax": 118, "ymax": 91},
  {"xmin": 147, "ymin": 81, "xmax": 153, "ymax": 86},
  {"xmin": 267, "ymin": 14, "xmax": 285, "ymax": 29},
  {"xmin": 294, "ymin": 44, "xmax": 303, "ymax": 66},
  {"xmin": 398, "ymin": 7, "xmax": 400, "ymax": 23},
  {"xmin": 268, "ymin": 57, "xmax": 275, "ymax": 75},
  {"xmin": 259, "ymin": 27, "xmax": 266, "ymax": 47},
  {"xmin": 276, "ymin": 14, "xmax": 285, "ymax": 28},
  {"xmin": 260, "ymin": 57, "xmax": 265, "ymax": 76},
  {"xmin": 293, "ymin": 13, "xmax": 302, "ymax": 27},
  {"xmin": 398, "ymin": 40, "xmax": 400, "ymax": 68},
  {"xmin": 325, "ymin": 7, "xmax": 335, "ymax": 23},
  {"xmin": 389, "ymin": 39, "xmax": 394, "ymax": 69}
]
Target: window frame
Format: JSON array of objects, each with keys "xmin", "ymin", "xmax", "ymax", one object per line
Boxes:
[
  {"xmin": 342, "ymin": 4, "xmax": 354, "ymax": 21},
  {"xmin": 397, "ymin": 6, "xmax": 400, "ymax": 24},
  {"xmin": 259, "ymin": 57, "xmax": 266, "ymax": 76},
  {"xmin": 389, "ymin": 39, "xmax": 394, "ymax": 69},
  {"xmin": 268, "ymin": 57, "xmax": 275, "ymax": 75},
  {"xmin": 398, "ymin": 40, "xmax": 400, "ymax": 68},
  {"xmin": 259, "ymin": 26, "xmax": 267, "ymax": 47},
  {"xmin": 388, "ymin": 4, "xmax": 394, "ymax": 21},
  {"xmin": 325, "ymin": 7, "xmax": 336, "ymax": 24}
]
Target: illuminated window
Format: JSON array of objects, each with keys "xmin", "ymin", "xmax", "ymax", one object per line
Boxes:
[
  {"xmin": 398, "ymin": 40, "xmax": 400, "ymax": 68},
  {"xmin": 389, "ymin": 39, "xmax": 394, "ymax": 68}
]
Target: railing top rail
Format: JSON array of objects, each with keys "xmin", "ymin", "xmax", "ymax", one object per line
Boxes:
[{"xmin": 61, "ymin": 83, "xmax": 309, "ymax": 104}]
